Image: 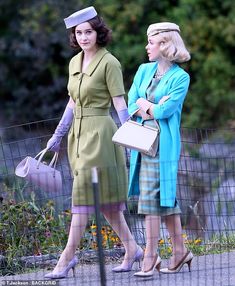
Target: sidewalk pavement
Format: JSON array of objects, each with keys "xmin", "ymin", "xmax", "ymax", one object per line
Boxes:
[{"xmin": 1, "ymin": 251, "xmax": 235, "ymax": 286}]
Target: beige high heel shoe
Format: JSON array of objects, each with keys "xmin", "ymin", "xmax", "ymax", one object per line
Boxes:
[
  {"xmin": 160, "ymin": 251, "xmax": 193, "ymax": 274},
  {"xmin": 134, "ymin": 255, "xmax": 161, "ymax": 277}
]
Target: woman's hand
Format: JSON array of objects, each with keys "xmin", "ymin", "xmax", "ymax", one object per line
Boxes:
[
  {"xmin": 147, "ymin": 95, "xmax": 171, "ymax": 117},
  {"xmin": 134, "ymin": 109, "xmax": 153, "ymax": 120},
  {"xmin": 136, "ymin": 98, "xmax": 152, "ymax": 113},
  {"xmin": 136, "ymin": 98, "xmax": 154, "ymax": 119}
]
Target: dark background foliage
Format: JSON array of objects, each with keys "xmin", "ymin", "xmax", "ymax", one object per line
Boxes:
[{"xmin": 0, "ymin": 0, "xmax": 235, "ymax": 128}]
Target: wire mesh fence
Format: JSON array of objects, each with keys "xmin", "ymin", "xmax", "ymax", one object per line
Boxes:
[{"xmin": 0, "ymin": 117, "xmax": 235, "ymax": 286}]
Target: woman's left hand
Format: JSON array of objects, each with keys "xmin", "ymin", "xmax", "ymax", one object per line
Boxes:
[{"xmin": 140, "ymin": 109, "xmax": 153, "ymax": 120}]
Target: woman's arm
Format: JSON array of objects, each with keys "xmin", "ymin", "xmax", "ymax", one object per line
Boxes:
[
  {"xmin": 128, "ymin": 65, "xmax": 153, "ymax": 120},
  {"xmin": 46, "ymin": 97, "xmax": 74, "ymax": 152},
  {"xmin": 67, "ymin": 96, "xmax": 75, "ymax": 109},
  {"xmin": 112, "ymin": 95, "xmax": 127, "ymax": 111},
  {"xmin": 112, "ymin": 95, "xmax": 129, "ymax": 124},
  {"xmin": 148, "ymin": 73, "xmax": 190, "ymax": 119},
  {"xmin": 127, "ymin": 65, "xmax": 144, "ymax": 116}
]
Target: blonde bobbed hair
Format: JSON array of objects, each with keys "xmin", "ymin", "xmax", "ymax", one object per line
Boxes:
[
  {"xmin": 156, "ymin": 31, "xmax": 191, "ymax": 63},
  {"xmin": 147, "ymin": 22, "xmax": 190, "ymax": 63}
]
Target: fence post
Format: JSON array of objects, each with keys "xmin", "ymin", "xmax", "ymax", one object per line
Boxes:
[{"xmin": 91, "ymin": 167, "xmax": 106, "ymax": 286}]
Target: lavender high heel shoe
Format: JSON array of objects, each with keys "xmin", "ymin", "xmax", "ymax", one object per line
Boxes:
[
  {"xmin": 44, "ymin": 256, "xmax": 79, "ymax": 279},
  {"xmin": 112, "ymin": 246, "xmax": 144, "ymax": 272}
]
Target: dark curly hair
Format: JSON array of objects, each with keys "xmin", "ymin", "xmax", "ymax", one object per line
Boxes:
[{"xmin": 69, "ymin": 15, "xmax": 112, "ymax": 50}]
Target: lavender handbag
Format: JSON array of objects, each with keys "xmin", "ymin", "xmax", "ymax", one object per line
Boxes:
[
  {"xmin": 15, "ymin": 148, "xmax": 62, "ymax": 192},
  {"xmin": 112, "ymin": 119, "xmax": 160, "ymax": 157}
]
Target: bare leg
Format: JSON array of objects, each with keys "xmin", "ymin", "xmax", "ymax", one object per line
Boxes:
[
  {"xmin": 52, "ymin": 213, "xmax": 88, "ymax": 273},
  {"xmin": 164, "ymin": 214, "xmax": 188, "ymax": 267},
  {"xmin": 141, "ymin": 215, "xmax": 161, "ymax": 271},
  {"xmin": 102, "ymin": 210, "xmax": 139, "ymax": 268}
]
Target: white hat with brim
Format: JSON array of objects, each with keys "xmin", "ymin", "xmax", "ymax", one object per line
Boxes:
[
  {"xmin": 64, "ymin": 6, "xmax": 97, "ymax": 29},
  {"xmin": 147, "ymin": 22, "xmax": 180, "ymax": 37}
]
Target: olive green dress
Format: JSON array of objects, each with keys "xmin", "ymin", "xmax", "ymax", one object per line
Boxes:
[{"xmin": 67, "ymin": 48, "xmax": 127, "ymax": 206}]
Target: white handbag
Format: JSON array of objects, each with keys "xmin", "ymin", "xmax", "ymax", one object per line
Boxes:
[
  {"xmin": 15, "ymin": 148, "xmax": 62, "ymax": 192},
  {"xmin": 112, "ymin": 119, "xmax": 160, "ymax": 157}
]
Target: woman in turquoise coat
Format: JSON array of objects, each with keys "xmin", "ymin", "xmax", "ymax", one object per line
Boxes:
[{"xmin": 128, "ymin": 22, "xmax": 193, "ymax": 277}]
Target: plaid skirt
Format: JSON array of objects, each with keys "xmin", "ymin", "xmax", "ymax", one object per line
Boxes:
[{"xmin": 138, "ymin": 152, "xmax": 181, "ymax": 216}]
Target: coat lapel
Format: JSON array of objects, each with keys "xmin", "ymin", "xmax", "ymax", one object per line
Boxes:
[
  {"xmin": 85, "ymin": 48, "xmax": 109, "ymax": 76},
  {"xmin": 142, "ymin": 63, "xmax": 157, "ymax": 98},
  {"xmin": 156, "ymin": 64, "xmax": 179, "ymax": 89},
  {"xmin": 141, "ymin": 63, "xmax": 180, "ymax": 98},
  {"xmin": 70, "ymin": 48, "xmax": 109, "ymax": 76}
]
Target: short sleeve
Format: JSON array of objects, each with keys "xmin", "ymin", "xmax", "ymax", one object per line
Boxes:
[{"xmin": 105, "ymin": 56, "xmax": 125, "ymax": 97}]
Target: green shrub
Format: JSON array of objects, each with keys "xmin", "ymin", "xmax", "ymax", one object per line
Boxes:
[{"xmin": 0, "ymin": 193, "xmax": 70, "ymax": 274}]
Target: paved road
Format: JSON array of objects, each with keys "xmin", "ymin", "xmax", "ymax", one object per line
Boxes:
[{"xmin": 1, "ymin": 251, "xmax": 235, "ymax": 286}]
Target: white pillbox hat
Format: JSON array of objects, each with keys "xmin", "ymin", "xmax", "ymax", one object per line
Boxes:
[
  {"xmin": 147, "ymin": 22, "xmax": 180, "ymax": 37},
  {"xmin": 64, "ymin": 6, "xmax": 97, "ymax": 29}
]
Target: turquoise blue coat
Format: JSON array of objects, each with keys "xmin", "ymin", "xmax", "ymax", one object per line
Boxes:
[{"xmin": 128, "ymin": 62, "xmax": 190, "ymax": 207}]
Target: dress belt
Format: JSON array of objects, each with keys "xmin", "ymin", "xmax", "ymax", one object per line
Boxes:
[
  {"xmin": 74, "ymin": 107, "xmax": 110, "ymax": 157},
  {"xmin": 74, "ymin": 107, "xmax": 109, "ymax": 119}
]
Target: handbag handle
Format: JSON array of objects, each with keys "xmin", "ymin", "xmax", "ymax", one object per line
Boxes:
[
  {"xmin": 130, "ymin": 117, "xmax": 160, "ymax": 131},
  {"xmin": 35, "ymin": 148, "xmax": 59, "ymax": 169}
]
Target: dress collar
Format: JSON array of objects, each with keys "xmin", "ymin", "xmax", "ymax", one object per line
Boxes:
[{"xmin": 70, "ymin": 48, "xmax": 109, "ymax": 76}]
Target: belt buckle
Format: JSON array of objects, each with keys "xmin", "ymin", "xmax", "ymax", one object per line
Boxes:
[{"xmin": 75, "ymin": 106, "xmax": 82, "ymax": 119}]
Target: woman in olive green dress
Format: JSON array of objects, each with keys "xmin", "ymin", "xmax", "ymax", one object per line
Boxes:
[{"xmin": 44, "ymin": 7, "xmax": 143, "ymax": 279}]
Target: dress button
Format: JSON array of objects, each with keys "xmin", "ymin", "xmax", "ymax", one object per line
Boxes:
[{"xmin": 74, "ymin": 170, "xmax": 78, "ymax": 176}]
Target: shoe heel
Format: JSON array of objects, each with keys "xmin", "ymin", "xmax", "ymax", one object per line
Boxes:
[
  {"xmin": 72, "ymin": 266, "xmax": 76, "ymax": 277},
  {"xmin": 186, "ymin": 258, "xmax": 192, "ymax": 272},
  {"xmin": 156, "ymin": 261, "xmax": 161, "ymax": 272}
]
